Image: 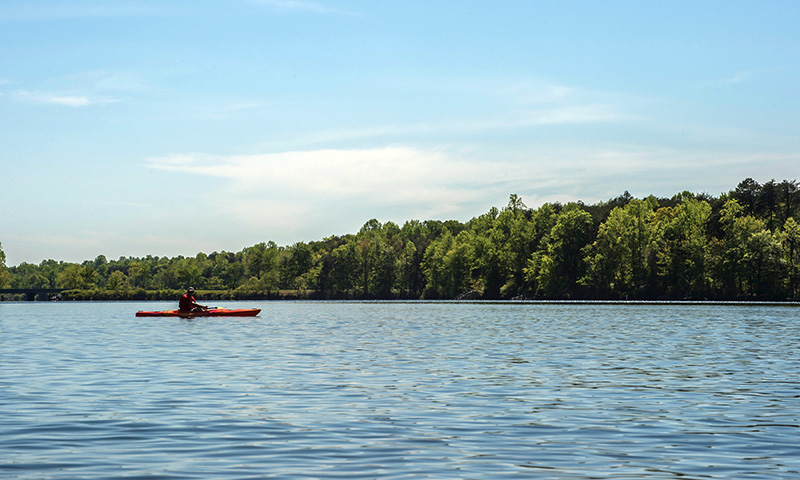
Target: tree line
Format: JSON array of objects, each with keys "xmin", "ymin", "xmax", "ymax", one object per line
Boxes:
[{"xmin": 2, "ymin": 178, "xmax": 799, "ymax": 301}]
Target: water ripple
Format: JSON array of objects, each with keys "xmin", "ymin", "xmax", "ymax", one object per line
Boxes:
[{"xmin": 2, "ymin": 301, "xmax": 800, "ymax": 478}]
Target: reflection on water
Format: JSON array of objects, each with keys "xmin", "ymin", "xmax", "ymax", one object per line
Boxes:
[{"xmin": 2, "ymin": 301, "xmax": 799, "ymax": 478}]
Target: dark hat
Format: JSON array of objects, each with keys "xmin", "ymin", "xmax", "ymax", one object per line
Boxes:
[{"xmin": 187, "ymin": 287, "xmax": 195, "ymax": 292}]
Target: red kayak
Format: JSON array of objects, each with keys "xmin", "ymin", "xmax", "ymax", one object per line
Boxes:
[{"xmin": 135, "ymin": 308, "xmax": 261, "ymax": 318}]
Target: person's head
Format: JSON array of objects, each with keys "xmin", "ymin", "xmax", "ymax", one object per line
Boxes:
[{"xmin": 187, "ymin": 287, "xmax": 195, "ymax": 294}]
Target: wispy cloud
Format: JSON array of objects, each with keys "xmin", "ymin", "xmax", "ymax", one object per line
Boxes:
[
  {"xmin": 145, "ymin": 147, "xmax": 506, "ymax": 200},
  {"xmin": 145, "ymin": 143, "xmax": 800, "ymax": 218},
  {"xmin": 145, "ymin": 147, "xmax": 513, "ymax": 224},
  {"xmin": 15, "ymin": 90, "xmax": 93, "ymax": 107},
  {"xmin": 75, "ymin": 71, "xmax": 151, "ymax": 94},
  {"xmin": 196, "ymin": 100, "xmax": 267, "ymax": 120},
  {"xmin": 0, "ymin": 3, "xmax": 184, "ymax": 22},
  {"xmin": 253, "ymin": 0, "xmax": 360, "ymax": 15},
  {"xmin": 264, "ymin": 76, "xmax": 637, "ymax": 149},
  {"xmin": 271, "ymin": 103, "xmax": 630, "ymax": 148},
  {"xmin": 701, "ymin": 70, "xmax": 763, "ymax": 88},
  {"xmin": 726, "ymin": 70, "xmax": 759, "ymax": 84},
  {"xmin": 14, "ymin": 85, "xmax": 126, "ymax": 106}
]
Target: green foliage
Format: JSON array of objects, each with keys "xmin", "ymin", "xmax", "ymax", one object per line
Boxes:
[
  {"xmin": 529, "ymin": 204, "xmax": 593, "ymax": 298},
  {"xmin": 654, "ymin": 197, "xmax": 712, "ymax": 298},
  {"xmin": 422, "ymin": 229, "xmax": 476, "ymax": 298},
  {"xmin": 0, "ymin": 242, "xmax": 10, "ymax": 288},
  {"xmin": 4, "ymin": 179, "xmax": 800, "ymax": 301},
  {"xmin": 582, "ymin": 197, "xmax": 658, "ymax": 297},
  {"xmin": 781, "ymin": 217, "xmax": 800, "ymax": 298}
]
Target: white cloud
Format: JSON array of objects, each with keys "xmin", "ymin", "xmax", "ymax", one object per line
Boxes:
[
  {"xmin": 269, "ymin": 104, "xmax": 629, "ymax": 148},
  {"xmin": 8, "ymin": 72, "xmax": 141, "ymax": 108},
  {"xmin": 726, "ymin": 70, "xmax": 758, "ymax": 84},
  {"xmin": 146, "ymin": 147, "xmax": 509, "ymax": 205},
  {"xmin": 701, "ymin": 70, "xmax": 763, "ymax": 88},
  {"xmin": 145, "ymin": 144, "xmax": 733, "ymax": 219},
  {"xmin": 253, "ymin": 0, "xmax": 358, "ymax": 15},
  {"xmin": 20, "ymin": 91, "xmax": 90, "ymax": 107},
  {"xmin": 15, "ymin": 90, "xmax": 102, "ymax": 107},
  {"xmin": 81, "ymin": 71, "xmax": 150, "ymax": 93},
  {"xmin": 144, "ymin": 146, "xmax": 522, "ymax": 233},
  {"xmin": 196, "ymin": 100, "xmax": 266, "ymax": 120},
  {"xmin": 0, "ymin": 3, "xmax": 183, "ymax": 22}
]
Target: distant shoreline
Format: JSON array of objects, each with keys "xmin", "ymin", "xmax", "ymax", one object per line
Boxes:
[{"xmin": 4, "ymin": 291, "xmax": 798, "ymax": 307}]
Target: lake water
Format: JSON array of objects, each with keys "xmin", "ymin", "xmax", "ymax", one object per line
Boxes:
[{"xmin": 2, "ymin": 301, "xmax": 799, "ymax": 479}]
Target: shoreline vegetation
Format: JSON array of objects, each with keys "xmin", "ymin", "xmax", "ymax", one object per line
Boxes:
[{"xmin": 2, "ymin": 178, "xmax": 800, "ymax": 302}]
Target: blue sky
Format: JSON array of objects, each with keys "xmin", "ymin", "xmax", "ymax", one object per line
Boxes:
[{"xmin": 2, "ymin": 0, "xmax": 798, "ymax": 266}]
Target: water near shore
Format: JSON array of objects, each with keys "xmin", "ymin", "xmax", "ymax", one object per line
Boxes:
[{"xmin": 2, "ymin": 301, "xmax": 799, "ymax": 479}]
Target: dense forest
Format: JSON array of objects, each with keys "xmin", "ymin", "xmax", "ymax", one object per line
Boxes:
[{"xmin": 2, "ymin": 178, "xmax": 799, "ymax": 301}]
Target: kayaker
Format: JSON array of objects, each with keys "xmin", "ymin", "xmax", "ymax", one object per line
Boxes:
[{"xmin": 179, "ymin": 287, "xmax": 208, "ymax": 313}]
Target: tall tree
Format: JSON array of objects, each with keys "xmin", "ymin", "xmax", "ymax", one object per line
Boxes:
[
  {"xmin": 281, "ymin": 242, "xmax": 313, "ymax": 289},
  {"xmin": 529, "ymin": 204, "xmax": 593, "ymax": 298},
  {"xmin": 0, "ymin": 242, "xmax": 10, "ymax": 288},
  {"xmin": 779, "ymin": 179, "xmax": 799, "ymax": 226},
  {"xmin": 397, "ymin": 240, "xmax": 419, "ymax": 297},
  {"xmin": 330, "ymin": 241, "xmax": 359, "ymax": 294},
  {"xmin": 759, "ymin": 179, "xmax": 778, "ymax": 231},
  {"xmin": 743, "ymin": 228, "xmax": 783, "ymax": 298},
  {"xmin": 714, "ymin": 198, "xmax": 780, "ymax": 298},
  {"xmin": 733, "ymin": 178, "xmax": 761, "ymax": 215},
  {"xmin": 422, "ymin": 229, "xmax": 475, "ymax": 298},
  {"xmin": 781, "ymin": 217, "xmax": 800, "ymax": 298},
  {"xmin": 583, "ymin": 197, "xmax": 658, "ymax": 297},
  {"xmin": 654, "ymin": 196, "xmax": 711, "ymax": 298}
]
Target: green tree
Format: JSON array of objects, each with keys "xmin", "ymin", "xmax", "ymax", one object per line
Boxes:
[
  {"xmin": 57, "ymin": 264, "xmax": 97, "ymax": 289},
  {"xmin": 372, "ymin": 237, "xmax": 399, "ymax": 297},
  {"xmin": 714, "ymin": 198, "xmax": 746, "ymax": 296},
  {"xmin": 0, "ymin": 242, "xmax": 10, "ymax": 288},
  {"xmin": 397, "ymin": 240, "xmax": 418, "ymax": 297},
  {"xmin": 57, "ymin": 264, "xmax": 81, "ymax": 289},
  {"xmin": 152, "ymin": 260, "xmax": 180, "ymax": 290},
  {"xmin": 106, "ymin": 270, "xmax": 128, "ymax": 291},
  {"xmin": 398, "ymin": 219, "xmax": 444, "ymax": 297},
  {"xmin": 583, "ymin": 197, "xmax": 658, "ymax": 297},
  {"xmin": 742, "ymin": 228, "xmax": 783, "ymax": 298},
  {"xmin": 224, "ymin": 253, "xmax": 247, "ymax": 289},
  {"xmin": 11, "ymin": 262, "xmax": 52, "ymax": 289},
  {"xmin": 330, "ymin": 241, "xmax": 359, "ymax": 294},
  {"xmin": 175, "ymin": 257, "xmax": 203, "ymax": 288},
  {"xmin": 781, "ymin": 217, "xmax": 800, "ymax": 298},
  {"xmin": 733, "ymin": 178, "xmax": 761, "ymax": 215},
  {"xmin": 468, "ymin": 207, "xmax": 502, "ymax": 298},
  {"xmin": 779, "ymin": 180, "xmax": 799, "ymax": 225},
  {"xmin": 422, "ymin": 229, "xmax": 475, "ymax": 298},
  {"xmin": 494, "ymin": 195, "xmax": 538, "ymax": 297},
  {"xmin": 473, "ymin": 233, "xmax": 504, "ymax": 298},
  {"xmin": 280, "ymin": 242, "xmax": 313, "ymax": 289},
  {"xmin": 467, "ymin": 197, "xmax": 555, "ymax": 298},
  {"xmin": 79, "ymin": 265, "xmax": 99, "ymax": 289},
  {"xmin": 528, "ymin": 204, "xmax": 593, "ymax": 297},
  {"xmin": 127, "ymin": 261, "xmax": 150, "ymax": 289},
  {"xmin": 654, "ymin": 196, "xmax": 711, "ymax": 298},
  {"xmin": 713, "ymin": 198, "xmax": 780, "ymax": 298},
  {"xmin": 353, "ymin": 220, "xmax": 401, "ymax": 297},
  {"xmin": 759, "ymin": 179, "xmax": 778, "ymax": 231},
  {"xmin": 36, "ymin": 259, "xmax": 61, "ymax": 289}
]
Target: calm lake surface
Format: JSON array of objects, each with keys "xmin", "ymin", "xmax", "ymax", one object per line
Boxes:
[{"xmin": 2, "ymin": 301, "xmax": 799, "ymax": 479}]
